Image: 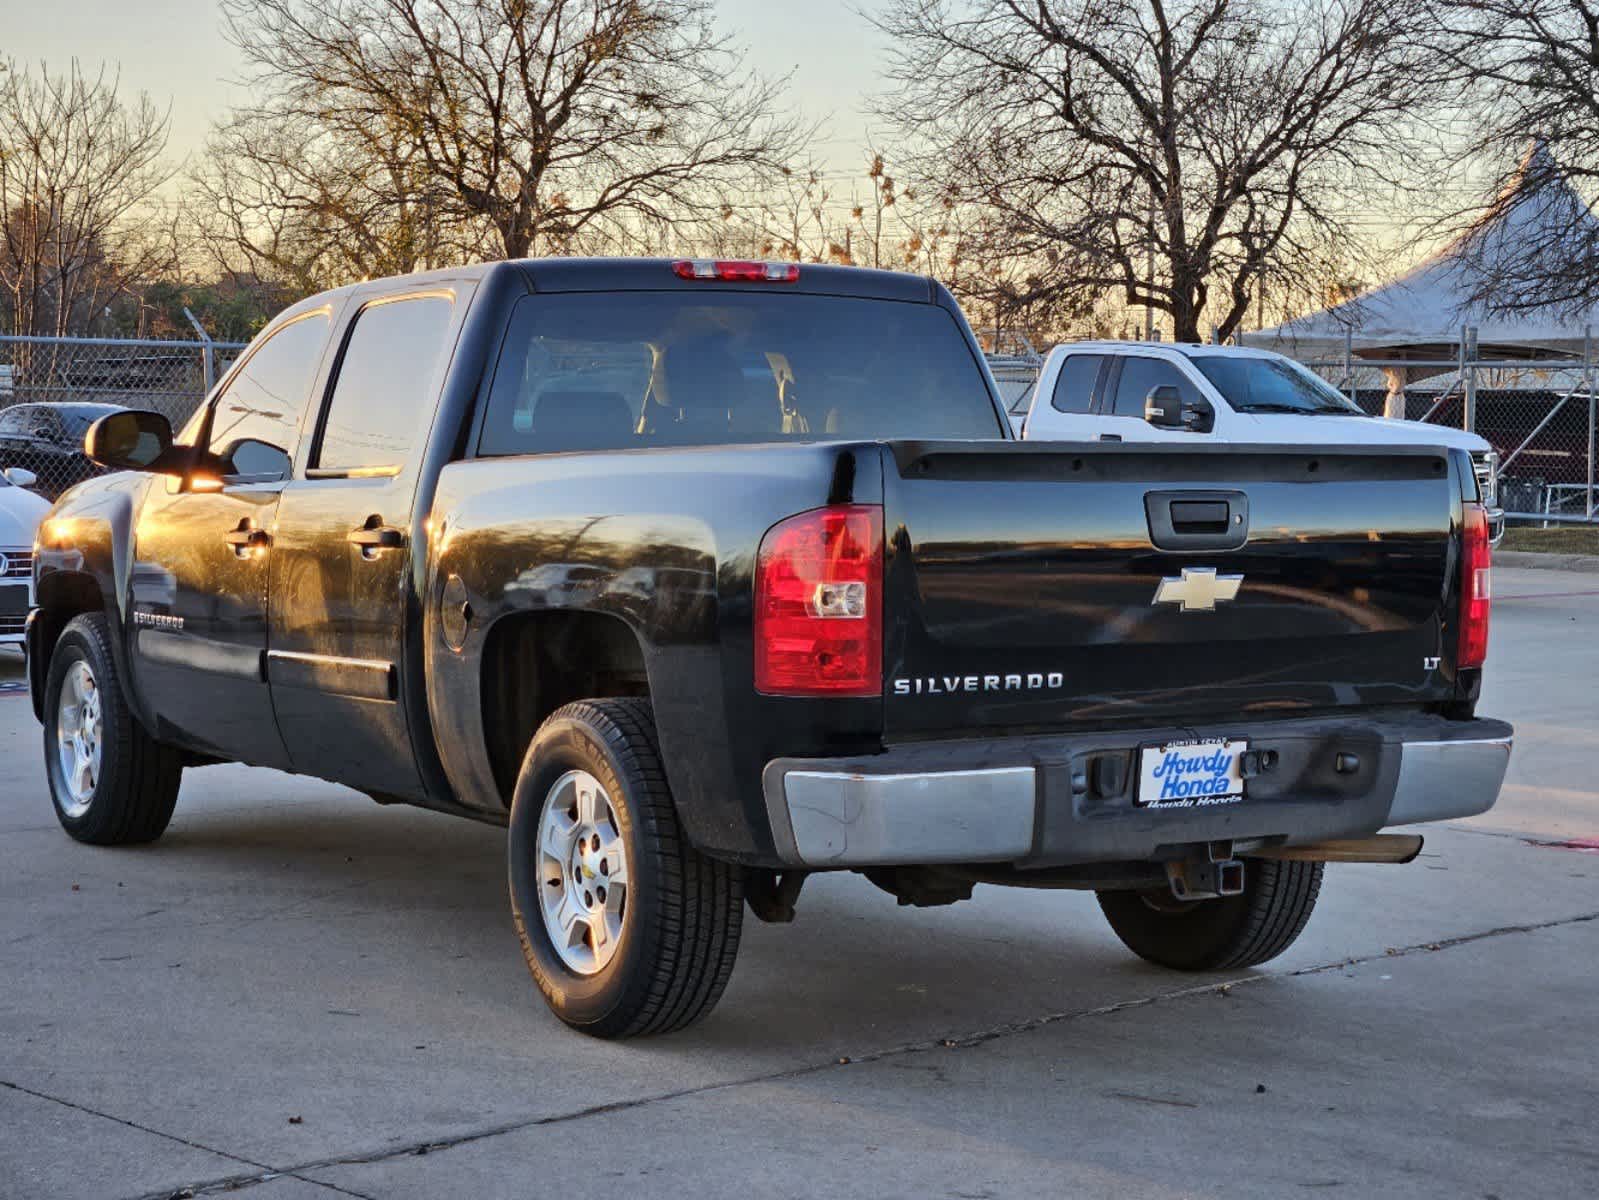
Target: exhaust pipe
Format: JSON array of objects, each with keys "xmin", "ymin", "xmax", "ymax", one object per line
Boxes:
[{"xmin": 1246, "ymin": 834, "xmax": 1424, "ymax": 865}]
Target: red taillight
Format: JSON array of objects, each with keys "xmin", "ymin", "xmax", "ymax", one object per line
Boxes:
[
  {"xmin": 755, "ymin": 504, "xmax": 883, "ymax": 696},
  {"xmin": 672, "ymin": 259, "xmax": 800, "ymax": 283},
  {"xmin": 1458, "ymin": 502, "xmax": 1492, "ymax": 669}
]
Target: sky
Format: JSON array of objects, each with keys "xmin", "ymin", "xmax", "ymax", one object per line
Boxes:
[{"xmin": 3, "ymin": 0, "xmax": 894, "ymax": 184}]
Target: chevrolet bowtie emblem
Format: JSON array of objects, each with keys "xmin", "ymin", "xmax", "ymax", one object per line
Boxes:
[{"xmin": 1153, "ymin": 566, "xmax": 1244, "ymax": 612}]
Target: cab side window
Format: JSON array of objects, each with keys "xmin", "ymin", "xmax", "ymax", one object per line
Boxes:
[
  {"xmin": 314, "ymin": 295, "xmax": 455, "ymax": 473},
  {"xmin": 1050, "ymin": 355, "xmax": 1104, "ymax": 414},
  {"xmin": 1111, "ymin": 357, "xmax": 1201, "ymax": 417},
  {"xmin": 208, "ymin": 312, "xmax": 333, "ymax": 481}
]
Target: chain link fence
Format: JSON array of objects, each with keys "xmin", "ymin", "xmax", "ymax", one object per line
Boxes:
[
  {"xmin": 986, "ymin": 352, "xmax": 1044, "ymax": 429},
  {"xmin": 1299, "ymin": 353, "xmax": 1597, "ymax": 526},
  {"xmin": 0, "ymin": 334, "xmax": 248, "ymax": 499},
  {"xmin": 4, "ymin": 333, "xmax": 1592, "ymax": 524}
]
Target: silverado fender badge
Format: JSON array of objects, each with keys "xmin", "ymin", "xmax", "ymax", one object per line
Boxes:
[
  {"xmin": 133, "ymin": 611, "xmax": 185, "ymax": 632},
  {"xmin": 1153, "ymin": 566, "xmax": 1244, "ymax": 613}
]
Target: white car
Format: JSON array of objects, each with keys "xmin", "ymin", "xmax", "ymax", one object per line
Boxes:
[
  {"xmin": 1018, "ymin": 342, "xmax": 1503, "ymax": 538},
  {"xmin": 0, "ymin": 467, "xmax": 48, "ymax": 648}
]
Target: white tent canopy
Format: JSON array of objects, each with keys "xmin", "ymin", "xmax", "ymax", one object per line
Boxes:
[{"xmin": 1244, "ymin": 144, "xmax": 1599, "ymax": 361}]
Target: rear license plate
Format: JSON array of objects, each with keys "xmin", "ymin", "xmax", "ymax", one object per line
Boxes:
[{"xmin": 1136, "ymin": 738, "xmax": 1247, "ymax": 809}]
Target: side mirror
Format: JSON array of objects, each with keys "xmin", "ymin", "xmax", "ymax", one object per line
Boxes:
[
  {"xmin": 1143, "ymin": 385, "xmax": 1184, "ymax": 428},
  {"xmin": 85, "ymin": 410, "xmax": 177, "ymax": 473},
  {"xmin": 1144, "ymin": 386, "xmax": 1214, "ymax": 433},
  {"xmin": 3, "ymin": 466, "xmax": 37, "ymax": 488}
]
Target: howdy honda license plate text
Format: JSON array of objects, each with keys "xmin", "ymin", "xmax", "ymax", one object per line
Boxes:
[{"xmin": 1136, "ymin": 739, "xmax": 1247, "ymax": 809}]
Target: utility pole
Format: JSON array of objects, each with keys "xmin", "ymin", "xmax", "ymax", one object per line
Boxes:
[
  {"xmin": 1462, "ymin": 326, "xmax": 1479, "ymax": 435},
  {"xmin": 1144, "ymin": 202, "xmax": 1156, "ymax": 342},
  {"xmin": 1587, "ymin": 325, "xmax": 1595, "ymax": 520}
]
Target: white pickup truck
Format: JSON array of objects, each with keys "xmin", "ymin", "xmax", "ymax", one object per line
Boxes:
[{"xmin": 1016, "ymin": 342, "xmax": 1504, "ymax": 539}]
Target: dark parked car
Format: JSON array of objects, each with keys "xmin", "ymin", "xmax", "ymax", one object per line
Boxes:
[
  {"xmin": 0, "ymin": 402, "xmax": 124, "ymax": 499},
  {"xmin": 27, "ymin": 258, "xmax": 1510, "ymax": 1038}
]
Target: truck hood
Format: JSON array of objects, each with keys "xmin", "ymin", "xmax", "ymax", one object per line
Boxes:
[
  {"xmin": 1238, "ymin": 411, "xmax": 1490, "ymax": 452},
  {"xmin": 0, "ymin": 487, "xmax": 49, "ymax": 547}
]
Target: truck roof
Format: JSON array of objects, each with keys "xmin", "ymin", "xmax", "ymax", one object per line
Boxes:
[
  {"xmin": 273, "ymin": 257, "xmax": 938, "ymax": 327},
  {"xmin": 1051, "ymin": 341, "xmax": 1284, "ymax": 360}
]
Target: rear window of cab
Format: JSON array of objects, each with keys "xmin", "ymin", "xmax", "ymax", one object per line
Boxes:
[{"xmin": 477, "ymin": 291, "xmax": 1004, "ymax": 454}]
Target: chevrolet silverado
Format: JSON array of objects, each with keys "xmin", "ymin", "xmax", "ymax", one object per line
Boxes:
[{"xmin": 29, "ymin": 258, "xmax": 1511, "ymax": 1037}]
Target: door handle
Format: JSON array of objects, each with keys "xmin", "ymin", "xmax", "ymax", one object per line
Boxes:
[
  {"xmin": 1099, "ymin": 433, "xmax": 1123, "ymax": 442},
  {"xmin": 223, "ymin": 525, "xmax": 272, "ymax": 556},
  {"xmin": 347, "ymin": 522, "xmax": 405, "ymax": 552}
]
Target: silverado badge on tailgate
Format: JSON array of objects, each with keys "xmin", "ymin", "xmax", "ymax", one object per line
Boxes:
[{"xmin": 1136, "ymin": 739, "xmax": 1247, "ymax": 809}]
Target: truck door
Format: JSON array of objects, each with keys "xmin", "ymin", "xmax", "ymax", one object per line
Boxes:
[
  {"xmin": 1096, "ymin": 353, "xmax": 1220, "ymax": 443},
  {"xmin": 267, "ymin": 289, "xmax": 463, "ymax": 799},
  {"xmin": 130, "ymin": 309, "xmax": 335, "ymax": 768}
]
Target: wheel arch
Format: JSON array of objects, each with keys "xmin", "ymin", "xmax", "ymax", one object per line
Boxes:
[
  {"xmin": 28, "ymin": 481, "xmax": 146, "ymax": 725},
  {"xmin": 478, "ymin": 608, "xmax": 650, "ymax": 806},
  {"xmin": 28, "ymin": 569, "xmax": 119, "ymax": 723}
]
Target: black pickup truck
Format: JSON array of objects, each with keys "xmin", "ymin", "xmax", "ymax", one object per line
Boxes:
[{"xmin": 28, "ymin": 258, "xmax": 1511, "ymax": 1037}]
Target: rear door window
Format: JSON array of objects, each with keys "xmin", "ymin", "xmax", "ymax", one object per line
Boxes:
[
  {"xmin": 477, "ymin": 292, "xmax": 1002, "ymax": 455},
  {"xmin": 314, "ymin": 295, "xmax": 456, "ymax": 472},
  {"xmin": 1050, "ymin": 355, "xmax": 1104, "ymax": 413}
]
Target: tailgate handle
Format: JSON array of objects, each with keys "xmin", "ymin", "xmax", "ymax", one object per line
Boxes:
[
  {"xmin": 1146, "ymin": 490, "xmax": 1249, "ymax": 551},
  {"xmin": 1169, "ymin": 500, "xmax": 1230, "ymax": 532}
]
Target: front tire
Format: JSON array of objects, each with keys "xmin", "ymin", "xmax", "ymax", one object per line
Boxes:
[
  {"xmin": 1097, "ymin": 859, "xmax": 1324, "ymax": 971},
  {"xmin": 508, "ymin": 699, "xmax": 744, "ymax": 1037},
  {"xmin": 43, "ymin": 613, "xmax": 182, "ymax": 845}
]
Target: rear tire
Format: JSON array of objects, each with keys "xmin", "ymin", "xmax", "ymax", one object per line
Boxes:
[
  {"xmin": 1097, "ymin": 859, "xmax": 1324, "ymax": 971},
  {"xmin": 43, "ymin": 613, "xmax": 182, "ymax": 845},
  {"xmin": 507, "ymin": 699, "xmax": 744, "ymax": 1037}
]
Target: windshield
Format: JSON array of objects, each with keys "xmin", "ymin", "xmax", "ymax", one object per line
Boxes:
[
  {"xmin": 478, "ymin": 291, "xmax": 1004, "ymax": 455},
  {"xmin": 60, "ymin": 408, "xmax": 114, "ymax": 438},
  {"xmin": 1190, "ymin": 355, "xmax": 1365, "ymax": 416}
]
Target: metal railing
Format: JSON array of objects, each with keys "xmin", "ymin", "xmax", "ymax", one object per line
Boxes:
[{"xmin": 0, "ymin": 333, "xmax": 247, "ymax": 499}]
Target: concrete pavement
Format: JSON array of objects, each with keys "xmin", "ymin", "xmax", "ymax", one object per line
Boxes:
[{"xmin": 2, "ymin": 566, "xmax": 1596, "ymax": 1199}]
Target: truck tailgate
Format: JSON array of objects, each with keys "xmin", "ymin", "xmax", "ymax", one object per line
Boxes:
[{"xmin": 880, "ymin": 442, "xmax": 1463, "ymax": 739}]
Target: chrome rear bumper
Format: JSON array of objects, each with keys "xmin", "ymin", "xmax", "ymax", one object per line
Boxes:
[
  {"xmin": 1385, "ymin": 735, "xmax": 1513, "ymax": 826},
  {"xmin": 762, "ymin": 717, "xmax": 1512, "ymax": 868}
]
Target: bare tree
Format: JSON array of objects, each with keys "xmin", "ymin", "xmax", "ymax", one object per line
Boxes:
[
  {"xmin": 1432, "ymin": 0, "xmax": 1599, "ymax": 313},
  {"xmin": 0, "ymin": 59, "xmax": 172, "ymax": 337},
  {"xmin": 215, "ymin": 0, "xmax": 804, "ymax": 266},
  {"xmin": 191, "ymin": 108, "xmax": 493, "ymax": 294},
  {"xmin": 874, "ymin": 0, "xmax": 1444, "ymax": 342}
]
